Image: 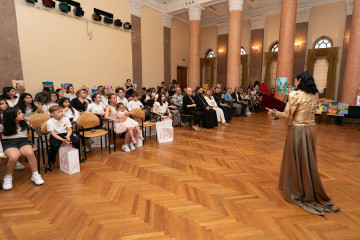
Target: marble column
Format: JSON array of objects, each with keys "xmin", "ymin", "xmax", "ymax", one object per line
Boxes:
[
  {"xmin": 341, "ymin": 0, "xmax": 360, "ymax": 104},
  {"xmin": 249, "ymin": 16, "xmax": 265, "ymax": 85},
  {"xmin": 216, "ymin": 23, "xmax": 229, "ymax": 89},
  {"xmin": 163, "ymin": 14, "xmax": 172, "ymax": 88},
  {"xmin": 226, "ymin": 0, "xmax": 243, "ymax": 89},
  {"xmin": 130, "ymin": 0, "xmax": 144, "ymax": 90},
  {"xmin": 276, "ymin": 0, "xmax": 297, "ymax": 100},
  {"xmin": 188, "ymin": 6, "xmax": 202, "ymax": 90},
  {"xmin": 0, "ymin": 0, "xmax": 23, "ymax": 90}
]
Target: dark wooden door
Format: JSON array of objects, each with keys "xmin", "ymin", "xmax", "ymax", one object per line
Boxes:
[{"xmin": 177, "ymin": 66, "xmax": 188, "ymax": 90}]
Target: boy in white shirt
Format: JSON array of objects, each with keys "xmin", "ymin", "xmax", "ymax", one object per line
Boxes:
[
  {"xmin": 45, "ymin": 105, "xmax": 82, "ymax": 173},
  {"xmin": 128, "ymin": 93, "xmax": 144, "ymax": 110}
]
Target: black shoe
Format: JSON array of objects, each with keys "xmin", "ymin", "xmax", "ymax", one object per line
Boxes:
[
  {"xmin": 44, "ymin": 163, "xmax": 53, "ymax": 173},
  {"xmin": 80, "ymin": 158, "xmax": 86, "ymax": 164}
]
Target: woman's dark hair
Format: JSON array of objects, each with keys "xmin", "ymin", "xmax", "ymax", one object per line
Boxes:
[
  {"xmin": 59, "ymin": 97, "xmax": 75, "ymax": 115},
  {"xmin": 156, "ymin": 86, "xmax": 164, "ymax": 95},
  {"xmin": 0, "ymin": 98, "xmax": 8, "ymax": 123},
  {"xmin": 2, "ymin": 108, "xmax": 29, "ymax": 136},
  {"xmin": 66, "ymin": 84, "xmax": 74, "ymax": 94},
  {"xmin": 16, "ymin": 93, "xmax": 38, "ymax": 114},
  {"xmin": 91, "ymin": 92, "xmax": 101, "ymax": 101},
  {"xmin": 43, "ymin": 91, "xmax": 59, "ymax": 104},
  {"xmin": 2, "ymin": 87, "xmax": 17, "ymax": 100},
  {"xmin": 295, "ymin": 71, "xmax": 318, "ymax": 95},
  {"xmin": 157, "ymin": 93, "xmax": 166, "ymax": 106},
  {"xmin": 101, "ymin": 88, "xmax": 108, "ymax": 96}
]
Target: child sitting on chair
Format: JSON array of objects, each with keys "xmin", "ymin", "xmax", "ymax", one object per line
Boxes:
[
  {"xmin": 45, "ymin": 105, "xmax": 83, "ymax": 173},
  {"xmin": 115, "ymin": 103, "xmax": 144, "ymax": 148},
  {"xmin": 128, "ymin": 93, "xmax": 144, "ymax": 111}
]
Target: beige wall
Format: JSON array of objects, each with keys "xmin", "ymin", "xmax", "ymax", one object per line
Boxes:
[
  {"xmin": 141, "ymin": 6, "xmax": 164, "ymax": 89},
  {"xmin": 15, "ymin": 0, "xmax": 132, "ymax": 96},
  {"xmin": 307, "ymin": 1, "xmax": 346, "ymax": 100},
  {"xmin": 171, "ymin": 19, "xmax": 189, "ymax": 82},
  {"xmin": 241, "ymin": 19, "xmax": 251, "ymax": 54},
  {"xmin": 200, "ymin": 26, "xmax": 217, "ymax": 57}
]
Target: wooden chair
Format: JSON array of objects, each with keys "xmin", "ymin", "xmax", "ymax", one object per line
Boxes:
[
  {"xmin": 180, "ymin": 108, "xmax": 193, "ymax": 130},
  {"xmin": 27, "ymin": 113, "xmax": 51, "ymax": 164},
  {"xmin": 36, "ymin": 104, "xmax": 43, "ymax": 113},
  {"xmin": 131, "ymin": 109, "xmax": 157, "ymax": 142},
  {"xmin": 75, "ymin": 113, "xmax": 109, "ymax": 160}
]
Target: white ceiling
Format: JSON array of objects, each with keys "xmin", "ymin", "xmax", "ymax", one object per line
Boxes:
[{"xmin": 137, "ymin": 0, "xmax": 350, "ymax": 26}]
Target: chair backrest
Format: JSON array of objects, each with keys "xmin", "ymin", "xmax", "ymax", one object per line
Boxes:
[
  {"xmin": 41, "ymin": 120, "xmax": 49, "ymax": 135},
  {"xmin": 131, "ymin": 108, "xmax": 145, "ymax": 125},
  {"xmin": 76, "ymin": 113, "xmax": 100, "ymax": 129},
  {"xmin": 27, "ymin": 113, "xmax": 51, "ymax": 128},
  {"xmin": 37, "ymin": 104, "xmax": 43, "ymax": 113}
]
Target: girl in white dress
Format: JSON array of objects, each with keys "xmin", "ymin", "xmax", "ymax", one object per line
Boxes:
[
  {"xmin": 42, "ymin": 91, "xmax": 59, "ymax": 115},
  {"xmin": 59, "ymin": 97, "xmax": 79, "ymax": 122}
]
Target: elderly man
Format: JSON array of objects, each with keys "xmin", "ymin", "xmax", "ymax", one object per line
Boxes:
[
  {"xmin": 172, "ymin": 87, "xmax": 183, "ymax": 111},
  {"xmin": 231, "ymin": 87, "xmax": 250, "ymax": 116}
]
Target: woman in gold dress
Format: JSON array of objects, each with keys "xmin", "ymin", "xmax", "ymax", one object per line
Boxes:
[{"xmin": 267, "ymin": 72, "xmax": 339, "ymax": 216}]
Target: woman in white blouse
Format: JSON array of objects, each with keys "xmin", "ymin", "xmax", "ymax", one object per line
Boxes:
[
  {"xmin": 59, "ymin": 97, "xmax": 79, "ymax": 122},
  {"xmin": 152, "ymin": 93, "xmax": 172, "ymax": 121},
  {"xmin": 100, "ymin": 88, "xmax": 109, "ymax": 106},
  {"xmin": 3, "ymin": 87, "xmax": 19, "ymax": 107},
  {"xmin": 204, "ymin": 89, "xmax": 227, "ymax": 125},
  {"xmin": 42, "ymin": 91, "xmax": 59, "ymax": 115},
  {"xmin": 87, "ymin": 93, "xmax": 106, "ymax": 117},
  {"xmin": 64, "ymin": 85, "xmax": 76, "ymax": 101}
]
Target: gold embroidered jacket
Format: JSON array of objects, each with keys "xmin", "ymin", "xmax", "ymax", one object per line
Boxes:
[{"xmin": 275, "ymin": 90, "xmax": 319, "ymax": 126}]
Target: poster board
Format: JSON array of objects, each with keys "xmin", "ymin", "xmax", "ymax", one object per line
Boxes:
[
  {"xmin": 12, "ymin": 80, "xmax": 25, "ymax": 89},
  {"xmin": 276, "ymin": 77, "xmax": 287, "ymax": 93},
  {"xmin": 42, "ymin": 82, "xmax": 54, "ymax": 91},
  {"xmin": 203, "ymin": 84, "xmax": 209, "ymax": 92}
]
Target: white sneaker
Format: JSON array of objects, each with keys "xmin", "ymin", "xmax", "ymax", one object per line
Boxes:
[
  {"xmin": 246, "ymin": 112, "xmax": 252, "ymax": 115},
  {"xmin": 14, "ymin": 161, "xmax": 25, "ymax": 171},
  {"xmin": 3, "ymin": 175, "xmax": 13, "ymax": 190},
  {"xmin": 129, "ymin": 143, "xmax": 136, "ymax": 151},
  {"xmin": 122, "ymin": 144, "xmax": 131, "ymax": 152},
  {"xmin": 135, "ymin": 139, "xmax": 143, "ymax": 148},
  {"xmin": 85, "ymin": 146, "xmax": 90, "ymax": 152},
  {"xmin": 31, "ymin": 173, "xmax": 44, "ymax": 186}
]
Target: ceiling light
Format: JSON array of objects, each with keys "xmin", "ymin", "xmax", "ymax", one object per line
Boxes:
[
  {"xmin": 42, "ymin": 0, "xmax": 55, "ymax": 8},
  {"xmin": 114, "ymin": 19, "xmax": 122, "ymax": 27},
  {"xmin": 123, "ymin": 22, "xmax": 132, "ymax": 30}
]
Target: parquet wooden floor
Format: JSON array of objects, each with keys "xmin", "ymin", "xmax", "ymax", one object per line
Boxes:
[{"xmin": 0, "ymin": 113, "xmax": 359, "ymax": 240}]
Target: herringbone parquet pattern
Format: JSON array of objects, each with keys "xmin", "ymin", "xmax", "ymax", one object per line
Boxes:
[{"xmin": 1, "ymin": 113, "xmax": 359, "ymax": 239}]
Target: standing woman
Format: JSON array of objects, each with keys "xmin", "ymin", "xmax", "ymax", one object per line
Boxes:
[
  {"xmin": 3, "ymin": 87, "xmax": 19, "ymax": 107},
  {"xmin": 124, "ymin": 79, "xmax": 136, "ymax": 99},
  {"xmin": 0, "ymin": 108, "xmax": 44, "ymax": 190},
  {"xmin": 16, "ymin": 93, "xmax": 38, "ymax": 119},
  {"xmin": 42, "ymin": 91, "xmax": 59, "ymax": 115},
  {"xmin": 266, "ymin": 71, "xmax": 339, "ymax": 216}
]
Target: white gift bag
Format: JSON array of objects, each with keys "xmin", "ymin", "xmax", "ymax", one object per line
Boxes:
[
  {"xmin": 59, "ymin": 145, "xmax": 80, "ymax": 175},
  {"xmin": 156, "ymin": 120, "xmax": 174, "ymax": 143}
]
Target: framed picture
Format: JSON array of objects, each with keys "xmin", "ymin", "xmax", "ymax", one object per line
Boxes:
[
  {"xmin": 42, "ymin": 81, "xmax": 54, "ymax": 91},
  {"xmin": 276, "ymin": 77, "xmax": 287, "ymax": 93},
  {"xmin": 12, "ymin": 80, "xmax": 25, "ymax": 89}
]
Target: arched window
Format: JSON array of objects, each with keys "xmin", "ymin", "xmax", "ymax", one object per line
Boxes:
[
  {"xmin": 269, "ymin": 41, "xmax": 279, "ymax": 52},
  {"xmin": 241, "ymin": 47, "xmax": 246, "ymax": 55},
  {"xmin": 206, "ymin": 49, "xmax": 215, "ymax": 58},
  {"xmin": 314, "ymin": 36, "xmax": 333, "ymax": 49}
]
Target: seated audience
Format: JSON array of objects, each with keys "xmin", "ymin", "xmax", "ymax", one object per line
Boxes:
[
  {"xmin": 164, "ymin": 90, "xmax": 182, "ymax": 126},
  {"xmin": 86, "ymin": 93, "xmax": 106, "ymax": 118},
  {"xmin": 169, "ymin": 86, "xmax": 176, "ymax": 97},
  {"xmin": 0, "ymin": 108, "xmax": 44, "ymax": 190},
  {"xmin": 194, "ymin": 87, "xmax": 217, "ymax": 129},
  {"xmin": 232, "ymin": 87, "xmax": 250, "ymax": 116},
  {"xmin": 116, "ymin": 88, "xmax": 131, "ymax": 111},
  {"xmin": 154, "ymin": 86, "xmax": 164, "ymax": 102},
  {"xmin": 224, "ymin": 88, "xmax": 244, "ymax": 117},
  {"xmin": 204, "ymin": 90, "xmax": 227, "ymax": 125},
  {"xmin": 182, "ymin": 88, "xmax": 203, "ymax": 131},
  {"xmin": 101, "ymin": 88, "xmax": 109, "ymax": 106},
  {"xmin": 172, "ymin": 87, "xmax": 183, "ymax": 111},
  {"xmin": 42, "ymin": 91, "xmax": 59, "ymax": 115},
  {"xmin": 115, "ymin": 102, "xmax": 144, "ymax": 148},
  {"xmin": 56, "ymin": 88, "xmax": 65, "ymax": 98},
  {"xmin": 141, "ymin": 87, "xmax": 146, "ymax": 97},
  {"xmin": 16, "ymin": 93, "xmax": 38, "ymax": 119},
  {"xmin": 152, "ymin": 93, "xmax": 172, "ymax": 122},
  {"xmin": 64, "ymin": 85, "xmax": 76, "ymax": 101},
  {"xmin": 213, "ymin": 87, "xmax": 232, "ymax": 123},
  {"xmin": 3, "ymin": 87, "xmax": 19, "ymax": 107},
  {"xmin": 34, "ymin": 87, "xmax": 49, "ymax": 104},
  {"xmin": 45, "ymin": 105, "xmax": 82, "ymax": 173},
  {"xmin": 70, "ymin": 89, "xmax": 89, "ymax": 112},
  {"xmin": 129, "ymin": 93, "xmax": 144, "ymax": 110},
  {"xmin": 141, "ymin": 89, "xmax": 154, "ymax": 109},
  {"xmin": 59, "ymin": 97, "xmax": 79, "ymax": 122},
  {"xmin": 97, "ymin": 85, "xmax": 104, "ymax": 94}
]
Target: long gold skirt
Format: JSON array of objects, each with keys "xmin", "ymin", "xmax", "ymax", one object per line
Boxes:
[{"xmin": 279, "ymin": 125, "xmax": 339, "ymax": 216}]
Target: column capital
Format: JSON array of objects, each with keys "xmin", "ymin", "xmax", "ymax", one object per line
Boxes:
[
  {"xmin": 250, "ymin": 16, "xmax": 266, "ymax": 30},
  {"xmin": 216, "ymin": 22, "xmax": 228, "ymax": 35},
  {"xmin": 188, "ymin": 5, "xmax": 203, "ymax": 21},
  {"xmin": 346, "ymin": 0, "xmax": 353, "ymax": 15},
  {"xmin": 129, "ymin": 0, "xmax": 144, "ymax": 17},
  {"xmin": 296, "ymin": 7, "xmax": 311, "ymax": 23},
  {"xmin": 229, "ymin": 0, "xmax": 244, "ymax": 12},
  {"xmin": 163, "ymin": 13, "xmax": 173, "ymax": 28}
]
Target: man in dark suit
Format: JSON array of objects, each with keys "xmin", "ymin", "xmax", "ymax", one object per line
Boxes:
[
  {"xmin": 231, "ymin": 87, "xmax": 248, "ymax": 116},
  {"xmin": 213, "ymin": 87, "xmax": 232, "ymax": 122}
]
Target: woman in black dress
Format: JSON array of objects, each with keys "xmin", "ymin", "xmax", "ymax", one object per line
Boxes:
[
  {"xmin": 213, "ymin": 87, "xmax": 232, "ymax": 122},
  {"xmin": 182, "ymin": 88, "xmax": 203, "ymax": 131},
  {"xmin": 124, "ymin": 79, "xmax": 136, "ymax": 99},
  {"xmin": 194, "ymin": 87, "xmax": 217, "ymax": 129}
]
